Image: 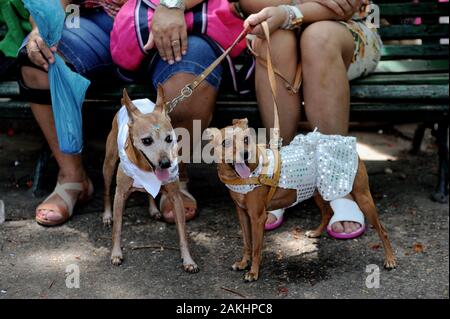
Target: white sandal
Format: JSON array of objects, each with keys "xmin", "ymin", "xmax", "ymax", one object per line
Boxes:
[
  {"xmin": 265, "ymin": 208, "xmax": 285, "ymax": 231},
  {"xmin": 327, "ymin": 198, "xmax": 365, "ymax": 239}
]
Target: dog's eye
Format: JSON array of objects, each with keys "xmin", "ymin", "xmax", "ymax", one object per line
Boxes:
[
  {"xmin": 165, "ymin": 135, "xmax": 173, "ymax": 143},
  {"xmin": 244, "ymin": 136, "xmax": 249, "ymax": 144},
  {"xmin": 141, "ymin": 137, "xmax": 153, "ymax": 146}
]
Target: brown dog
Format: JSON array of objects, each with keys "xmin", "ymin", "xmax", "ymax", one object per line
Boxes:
[
  {"xmin": 102, "ymin": 87, "xmax": 198, "ymax": 273},
  {"xmin": 205, "ymin": 119, "xmax": 397, "ymax": 282}
]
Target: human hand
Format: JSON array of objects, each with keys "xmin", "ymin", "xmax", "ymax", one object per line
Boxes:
[
  {"xmin": 148, "ymin": 6, "xmax": 188, "ymax": 64},
  {"xmin": 26, "ymin": 29, "xmax": 57, "ymax": 71},
  {"xmin": 313, "ymin": 0, "xmax": 362, "ymax": 18},
  {"xmin": 244, "ymin": 6, "xmax": 288, "ymax": 38}
]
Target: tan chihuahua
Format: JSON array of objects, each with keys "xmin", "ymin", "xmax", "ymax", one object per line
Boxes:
[
  {"xmin": 206, "ymin": 119, "xmax": 396, "ymax": 282},
  {"xmin": 102, "ymin": 87, "xmax": 199, "ymax": 273}
]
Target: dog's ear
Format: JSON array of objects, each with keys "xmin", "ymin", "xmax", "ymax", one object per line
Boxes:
[
  {"xmin": 204, "ymin": 128, "xmax": 220, "ymax": 141},
  {"xmin": 122, "ymin": 88, "xmax": 141, "ymax": 121},
  {"xmin": 232, "ymin": 118, "xmax": 249, "ymax": 128},
  {"xmin": 154, "ymin": 84, "xmax": 167, "ymax": 114}
]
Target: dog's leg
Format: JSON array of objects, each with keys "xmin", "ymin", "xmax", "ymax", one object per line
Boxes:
[
  {"xmin": 102, "ymin": 123, "xmax": 119, "ymax": 226},
  {"xmin": 148, "ymin": 195, "xmax": 161, "ymax": 220},
  {"xmin": 232, "ymin": 204, "xmax": 252, "ymax": 271},
  {"xmin": 352, "ymin": 161, "xmax": 397, "ymax": 269},
  {"xmin": 164, "ymin": 183, "xmax": 199, "ymax": 273},
  {"xmin": 111, "ymin": 168, "xmax": 133, "ymax": 266},
  {"xmin": 306, "ymin": 194, "xmax": 333, "ymax": 238},
  {"xmin": 244, "ymin": 203, "xmax": 266, "ymax": 282}
]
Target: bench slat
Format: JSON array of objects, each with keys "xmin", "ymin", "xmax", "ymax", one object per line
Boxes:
[
  {"xmin": 350, "ymin": 84, "xmax": 449, "ymax": 100},
  {"xmin": 381, "ymin": 44, "xmax": 449, "ymax": 59},
  {"xmin": 352, "ymin": 73, "xmax": 449, "ymax": 85},
  {"xmin": 375, "ymin": 59, "xmax": 449, "ymax": 73},
  {"xmin": 379, "ymin": 24, "xmax": 449, "ymax": 39},
  {"xmin": 379, "ymin": 2, "xmax": 449, "ymax": 17}
]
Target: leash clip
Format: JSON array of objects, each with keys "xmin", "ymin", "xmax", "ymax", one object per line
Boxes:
[
  {"xmin": 167, "ymin": 84, "xmax": 194, "ymax": 113},
  {"xmin": 181, "ymin": 85, "xmax": 193, "ymax": 98}
]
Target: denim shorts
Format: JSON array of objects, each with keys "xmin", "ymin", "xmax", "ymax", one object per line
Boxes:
[
  {"xmin": 21, "ymin": 9, "xmax": 222, "ymax": 90},
  {"xmin": 150, "ymin": 35, "xmax": 223, "ymax": 90}
]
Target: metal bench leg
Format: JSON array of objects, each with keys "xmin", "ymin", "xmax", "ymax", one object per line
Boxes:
[
  {"xmin": 431, "ymin": 121, "xmax": 449, "ymax": 203},
  {"xmin": 31, "ymin": 143, "xmax": 51, "ymax": 197},
  {"xmin": 411, "ymin": 123, "xmax": 427, "ymax": 154}
]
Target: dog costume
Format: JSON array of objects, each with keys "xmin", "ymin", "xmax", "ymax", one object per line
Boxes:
[
  {"xmin": 226, "ymin": 130, "xmax": 359, "ymax": 207},
  {"xmin": 117, "ymin": 98, "xmax": 179, "ymax": 198}
]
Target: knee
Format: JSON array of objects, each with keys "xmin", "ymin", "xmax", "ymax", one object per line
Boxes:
[
  {"xmin": 300, "ymin": 22, "xmax": 341, "ymax": 65},
  {"xmin": 163, "ymin": 73, "xmax": 215, "ymax": 123},
  {"xmin": 20, "ymin": 66, "xmax": 49, "ymax": 90},
  {"xmin": 254, "ymin": 30, "xmax": 297, "ymax": 64}
]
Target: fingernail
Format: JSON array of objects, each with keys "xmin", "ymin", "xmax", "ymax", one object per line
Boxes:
[
  {"xmin": 175, "ymin": 56, "xmax": 181, "ymax": 62},
  {"xmin": 169, "ymin": 60, "xmax": 174, "ymax": 65},
  {"xmin": 182, "ymin": 51, "xmax": 186, "ymax": 55}
]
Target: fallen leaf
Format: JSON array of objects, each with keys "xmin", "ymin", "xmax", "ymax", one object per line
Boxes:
[
  {"xmin": 413, "ymin": 243, "xmax": 424, "ymax": 253},
  {"xmin": 278, "ymin": 287, "xmax": 289, "ymax": 294}
]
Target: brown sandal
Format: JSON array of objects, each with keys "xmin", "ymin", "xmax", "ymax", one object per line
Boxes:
[{"xmin": 35, "ymin": 179, "xmax": 94, "ymax": 226}]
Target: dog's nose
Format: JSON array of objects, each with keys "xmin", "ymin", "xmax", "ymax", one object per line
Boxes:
[
  {"xmin": 243, "ymin": 151, "xmax": 250, "ymax": 161},
  {"xmin": 159, "ymin": 158, "xmax": 171, "ymax": 169}
]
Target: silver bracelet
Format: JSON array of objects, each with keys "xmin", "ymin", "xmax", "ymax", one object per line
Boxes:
[{"xmin": 280, "ymin": 5, "xmax": 294, "ymax": 29}]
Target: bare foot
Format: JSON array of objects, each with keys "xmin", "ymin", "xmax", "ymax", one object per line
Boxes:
[{"xmin": 265, "ymin": 213, "xmax": 277, "ymax": 225}]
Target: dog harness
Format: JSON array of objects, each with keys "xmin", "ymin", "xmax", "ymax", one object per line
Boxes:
[
  {"xmin": 223, "ymin": 131, "xmax": 359, "ymax": 207},
  {"xmin": 117, "ymin": 98, "xmax": 179, "ymax": 198}
]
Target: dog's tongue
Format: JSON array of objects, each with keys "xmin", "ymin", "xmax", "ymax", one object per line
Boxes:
[
  {"xmin": 235, "ymin": 163, "xmax": 251, "ymax": 178},
  {"xmin": 155, "ymin": 168, "xmax": 170, "ymax": 181}
]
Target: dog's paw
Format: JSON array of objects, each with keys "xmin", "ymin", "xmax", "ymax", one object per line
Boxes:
[
  {"xmin": 103, "ymin": 217, "xmax": 112, "ymax": 227},
  {"xmin": 183, "ymin": 263, "xmax": 200, "ymax": 273},
  {"xmin": 102, "ymin": 213, "xmax": 112, "ymax": 227},
  {"xmin": 305, "ymin": 229, "xmax": 322, "ymax": 238},
  {"xmin": 149, "ymin": 209, "xmax": 162, "ymax": 221},
  {"xmin": 111, "ymin": 252, "xmax": 123, "ymax": 266},
  {"xmin": 244, "ymin": 271, "xmax": 259, "ymax": 282},
  {"xmin": 384, "ymin": 257, "xmax": 397, "ymax": 270},
  {"xmin": 232, "ymin": 260, "xmax": 250, "ymax": 271}
]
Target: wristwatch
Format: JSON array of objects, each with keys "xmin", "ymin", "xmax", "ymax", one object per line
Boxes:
[
  {"xmin": 160, "ymin": 0, "xmax": 185, "ymax": 10},
  {"xmin": 280, "ymin": 5, "xmax": 303, "ymax": 30}
]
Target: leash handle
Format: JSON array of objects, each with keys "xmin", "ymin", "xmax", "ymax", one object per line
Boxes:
[
  {"xmin": 166, "ymin": 27, "xmax": 252, "ymax": 113},
  {"xmin": 260, "ymin": 21, "xmax": 282, "ymax": 150}
]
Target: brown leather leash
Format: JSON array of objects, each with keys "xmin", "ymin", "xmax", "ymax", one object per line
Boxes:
[
  {"xmin": 247, "ymin": 39, "xmax": 302, "ymax": 95},
  {"xmin": 165, "ymin": 27, "xmax": 252, "ymax": 113},
  {"xmin": 167, "ymin": 22, "xmax": 289, "ymax": 204},
  {"xmin": 219, "ymin": 22, "xmax": 285, "ymax": 204}
]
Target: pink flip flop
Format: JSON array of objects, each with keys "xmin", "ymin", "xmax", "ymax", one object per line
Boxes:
[
  {"xmin": 326, "ymin": 198, "xmax": 366, "ymax": 240},
  {"xmin": 265, "ymin": 209, "xmax": 285, "ymax": 231}
]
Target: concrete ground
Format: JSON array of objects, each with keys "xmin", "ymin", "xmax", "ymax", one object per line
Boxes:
[{"xmin": 0, "ymin": 124, "xmax": 448, "ymax": 299}]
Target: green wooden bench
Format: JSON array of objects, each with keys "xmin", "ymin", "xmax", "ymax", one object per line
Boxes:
[{"xmin": 0, "ymin": 0, "xmax": 448, "ymax": 201}]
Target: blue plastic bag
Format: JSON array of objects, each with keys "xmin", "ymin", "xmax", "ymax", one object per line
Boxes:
[{"xmin": 23, "ymin": 0, "xmax": 90, "ymax": 154}]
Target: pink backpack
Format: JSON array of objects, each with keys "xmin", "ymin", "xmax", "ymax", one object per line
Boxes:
[{"xmin": 110, "ymin": 0, "xmax": 246, "ymax": 71}]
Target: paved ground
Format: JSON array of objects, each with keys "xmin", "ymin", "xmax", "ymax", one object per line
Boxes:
[{"xmin": 0, "ymin": 124, "xmax": 448, "ymax": 299}]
